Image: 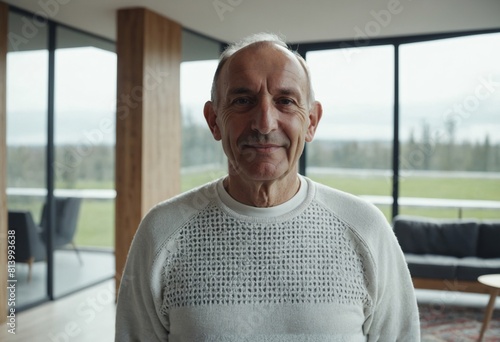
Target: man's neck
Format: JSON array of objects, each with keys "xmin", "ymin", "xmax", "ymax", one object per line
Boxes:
[{"xmin": 223, "ymin": 173, "xmax": 301, "ymax": 208}]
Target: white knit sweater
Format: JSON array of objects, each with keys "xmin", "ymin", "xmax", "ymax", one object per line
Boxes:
[{"xmin": 115, "ymin": 176, "xmax": 420, "ymax": 341}]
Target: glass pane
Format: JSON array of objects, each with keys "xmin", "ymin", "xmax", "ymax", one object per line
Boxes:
[
  {"xmin": 400, "ymin": 33, "xmax": 500, "ymax": 219},
  {"xmin": 53, "ymin": 26, "xmax": 116, "ymax": 297},
  {"xmin": 306, "ymin": 45, "xmax": 395, "ymax": 218},
  {"xmin": 180, "ymin": 59, "xmax": 226, "ymax": 191},
  {"xmin": 6, "ymin": 11, "xmax": 49, "ymax": 309}
]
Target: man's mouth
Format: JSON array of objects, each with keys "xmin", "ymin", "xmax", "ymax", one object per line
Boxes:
[{"xmin": 242, "ymin": 144, "xmax": 282, "ymax": 153}]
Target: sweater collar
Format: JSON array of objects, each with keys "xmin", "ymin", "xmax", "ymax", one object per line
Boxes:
[{"xmin": 216, "ymin": 175, "xmax": 309, "ymax": 218}]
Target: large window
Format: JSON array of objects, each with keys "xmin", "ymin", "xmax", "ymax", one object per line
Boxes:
[
  {"xmin": 300, "ymin": 32, "xmax": 500, "ymax": 221},
  {"xmin": 53, "ymin": 25, "xmax": 116, "ymax": 296},
  {"xmin": 400, "ymin": 33, "xmax": 500, "ymax": 219},
  {"xmin": 306, "ymin": 45, "xmax": 394, "ymax": 218},
  {"xmin": 6, "ymin": 9, "xmax": 116, "ymax": 309}
]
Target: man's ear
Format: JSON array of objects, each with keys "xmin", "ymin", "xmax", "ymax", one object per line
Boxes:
[
  {"xmin": 203, "ymin": 101, "xmax": 222, "ymax": 141},
  {"xmin": 305, "ymin": 101, "xmax": 323, "ymax": 142}
]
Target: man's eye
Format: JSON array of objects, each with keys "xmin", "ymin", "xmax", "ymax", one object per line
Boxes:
[
  {"xmin": 277, "ymin": 98, "xmax": 294, "ymax": 105},
  {"xmin": 233, "ymin": 98, "xmax": 251, "ymax": 105}
]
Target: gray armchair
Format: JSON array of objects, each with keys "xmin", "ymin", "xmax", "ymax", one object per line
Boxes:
[
  {"xmin": 8, "ymin": 211, "xmax": 47, "ymax": 282},
  {"xmin": 40, "ymin": 197, "xmax": 83, "ymax": 264}
]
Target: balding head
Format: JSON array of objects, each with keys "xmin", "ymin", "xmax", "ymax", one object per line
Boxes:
[{"xmin": 210, "ymin": 33, "xmax": 315, "ymax": 108}]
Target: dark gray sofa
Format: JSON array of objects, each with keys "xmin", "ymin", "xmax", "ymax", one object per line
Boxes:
[{"xmin": 392, "ymin": 215, "xmax": 500, "ymax": 293}]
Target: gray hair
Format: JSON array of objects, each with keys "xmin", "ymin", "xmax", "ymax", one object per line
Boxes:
[{"xmin": 210, "ymin": 32, "xmax": 315, "ymax": 107}]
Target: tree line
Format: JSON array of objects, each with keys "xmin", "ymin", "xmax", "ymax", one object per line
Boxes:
[
  {"xmin": 7, "ymin": 122, "xmax": 499, "ymax": 189},
  {"xmin": 307, "ymin": 137, "xmax": 500, "ymax": 172}
]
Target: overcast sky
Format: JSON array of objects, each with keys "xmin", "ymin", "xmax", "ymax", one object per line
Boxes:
[{"xmin": 6, "ymin": 33, "xmax": 500, "ymax": 145}]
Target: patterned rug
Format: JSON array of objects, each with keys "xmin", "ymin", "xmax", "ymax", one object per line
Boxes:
[{"xmin": 419, "ymin": 303, "xmax": 500, "ymax": 342}]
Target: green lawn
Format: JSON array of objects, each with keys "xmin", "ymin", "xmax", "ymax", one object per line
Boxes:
[
  {"xmin": 309, "ymin": 174, "xmax": 500, "ymax": 201},
  {"xmin": 75, "ymin": 199, "xmax": 114, "ymax": 247},
  {"xmin": 8, "ymin": 171, "xmax": 500, "ymax": 248},
  {"xmin": 309, "ymin": 173, "xmax": 500, "ymax": 220}
]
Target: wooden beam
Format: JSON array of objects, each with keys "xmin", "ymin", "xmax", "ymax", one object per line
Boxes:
[
  {"xmin": 115, "ymin": 7, "xmax": 181, "ymax": 294},
  {"xmin": 0, "ymin": 1, "xmax": 9, "ymax": 325}
]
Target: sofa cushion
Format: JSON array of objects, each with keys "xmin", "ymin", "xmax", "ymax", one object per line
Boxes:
[
  {"xmin": 477, "ymin": 221, "xmax": 500, "ymax": 259},
  {"xmin": 455, "ymin": 257, "xmax": 500, "ymax": 281},
  {"xmin": 393, "ymin": 215, "xmax": 479, "ymax": 258},
  {"xmin": 404, "ymin": 254, "xmax": 457, "ymax": 279}
]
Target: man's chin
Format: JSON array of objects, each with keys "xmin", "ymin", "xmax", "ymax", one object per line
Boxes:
[{"xmin": 228, "ymin": 161, "xmax": 288, "ymax": 182}]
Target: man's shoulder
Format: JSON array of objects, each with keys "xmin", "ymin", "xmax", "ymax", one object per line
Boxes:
[
  {"xmin": 152, "ymin": 178, "xmax": 220, "ymax": 214},
  {"xmin": 309, "ymin": 179, "xmax": 399, "ymax": 267},
  {"xmin": 136, "ymin": 179, "xmax": 221, "ymax": 241},
  {"xmin": 309, "ymin": 179, "xmax": 391, "ymax": 237},
  {"xmin": 311, "ymin": 179, "xmax": 379, "ymax": 214}
]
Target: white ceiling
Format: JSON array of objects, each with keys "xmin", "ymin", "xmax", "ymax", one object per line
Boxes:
[{"xmin": 3, "ymin": 0, "xmax": 500, "ymax": 44}]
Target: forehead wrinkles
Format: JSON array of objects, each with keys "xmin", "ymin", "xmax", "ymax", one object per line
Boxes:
[{"xmin": 220, "ymin": 44, "xmax": 307, "ymax": 98}]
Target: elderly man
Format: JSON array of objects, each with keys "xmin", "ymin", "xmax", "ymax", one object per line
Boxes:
[{"xmin": 115, "ymin": 33, "xmax": 420, "ymax": 341}]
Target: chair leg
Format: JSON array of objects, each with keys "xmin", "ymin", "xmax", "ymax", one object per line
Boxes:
[
  {"xmin": 27, "ymin": 257, "xmax": 34, "ymax": 283},
  {"xmin": 71, "ymin": 241, "xmax": 84, "ymax": 265}
]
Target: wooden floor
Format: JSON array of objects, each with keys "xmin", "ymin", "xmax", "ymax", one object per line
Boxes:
[{"xmin": 1, "ymin": 280, "xmax": 115, "ymax": 341}]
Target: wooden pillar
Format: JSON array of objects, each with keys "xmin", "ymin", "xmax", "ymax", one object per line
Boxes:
[
  {"xmin": 0, "ymin": 1, "xmax": 8, "ymax": 324},
  {"xmin": 115, "ymin": 8, "xmax": 181, "ymax": 292}
]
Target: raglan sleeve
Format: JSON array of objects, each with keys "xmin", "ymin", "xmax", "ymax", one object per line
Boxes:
[
  {"xmin": 361, "ymin": 207, "xmax": 420, "ymax": 341},
  {"xmin": 114, "ymin": 210, "xmax": 170, "ymax": 342}
]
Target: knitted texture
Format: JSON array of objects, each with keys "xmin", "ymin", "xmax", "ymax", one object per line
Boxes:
[
  {"xmin": 161, "ymin": 202, "xmax": 370, "ymax": 313},
  {"xmin": 116, "ymin": 178, "xmax": 421, "ymax": 341}
]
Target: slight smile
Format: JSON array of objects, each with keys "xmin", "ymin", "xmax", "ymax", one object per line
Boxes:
[{"xmin": 242, "ymin": 144, "xmax": 283, "ymax": 154}]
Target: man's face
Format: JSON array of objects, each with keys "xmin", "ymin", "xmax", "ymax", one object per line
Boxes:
[{"xmin": 205, "ymin": 43, "xmax": 321, "ymax": 183}]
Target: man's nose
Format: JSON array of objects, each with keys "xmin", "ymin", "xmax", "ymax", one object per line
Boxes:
[{"xmin": 251, "ymin": 98, "xmax": 278, "ymax": 135}]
